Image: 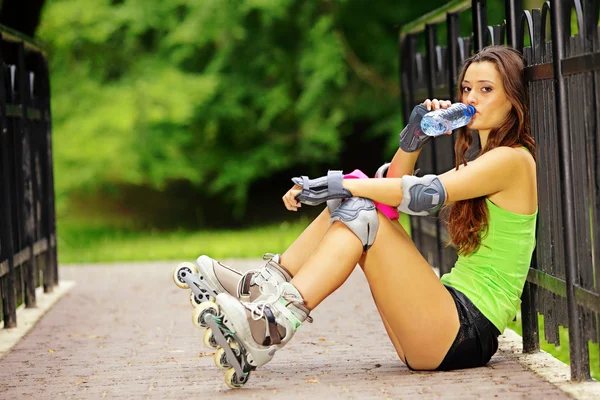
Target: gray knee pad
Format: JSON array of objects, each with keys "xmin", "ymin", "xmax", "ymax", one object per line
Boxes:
[
  {"xmin": 330, "ymin": 197, "xmax": 379, "ymax": 251},
  {"xmin": 326, "ymin": 199, "xmax": 342, "ymax": 214},
  {"xmin": 398, "ymin": 174, "xmax": 446, "ymax": 216}
]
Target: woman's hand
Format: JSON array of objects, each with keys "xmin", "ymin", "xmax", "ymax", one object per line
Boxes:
[
  {"xmin": 423, "ymin": 98, "xmax": 452, "ymax": 111},
  {"xmin": 423, "ymin": 99, "xmax": 453, "ymax": 135},
  {"xmin": 282, "ymin": 185, "xmax": 302, "ymax": 211}
]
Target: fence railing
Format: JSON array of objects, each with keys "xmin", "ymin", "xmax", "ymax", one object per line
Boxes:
[
  {"xmin": 0, "ymin": 25, "xmax": 57, "ymax": 329},
  {"xmin": 399, "ymin": 0, "xmax": 600, "ymax": 381}
]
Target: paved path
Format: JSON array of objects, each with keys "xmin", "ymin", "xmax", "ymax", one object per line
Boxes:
[{"xmin": 0, "ymin": 261, "xmax": 574, "ymax": 399}]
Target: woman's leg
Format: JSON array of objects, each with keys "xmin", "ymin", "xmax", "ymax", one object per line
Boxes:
[
  {"xmin": 279, "ymin": 207, "xmax": 332, "ymax": 275},
  {"xmin": 290, "ymin": 211, "xmax": 460, "ymax": 371},
  {"xmin": 368, "ymin": 218, "xmax": 413, "ymax": 365},
  {"xmin": 282, "ymin": 207, "xmax": 409, "ymax": 363}
]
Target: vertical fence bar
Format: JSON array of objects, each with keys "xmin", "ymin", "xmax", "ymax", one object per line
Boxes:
[
  {"xmin": 521, "ymin": 6, "xmax": 542, "ymax": 355},
  {"xmin": 48, "ymin": 68, "xmax": 58, "ymax": 287},
  {"xmin": 447, "ymin": 12, "xmax": 461, "ymax": 168},
  {"xmin": 40, "ymin": 56, "xmax": 57, "ymax": 286},
  {"xmin": 18, "ymin": 43, "xmax": 39, "ymax": 304},
  {"xmin": 447, "ymin": 13, "xmax": 461, "ymax": 104},
  {"xmin": 505, "ymin": 0, "xmax": 523, "ymax": 48},
  {"xmin": 400, "ymin": 34, "xmax": 416, "ymax": 125},
  {"xmin": 522, "ymin": 280, "xmax": 540, "ymax": 352},
  {"xmin": 472, "ymin": 0, "xmax": 488, "ymax": 52},
  {"xmin": 400, "ymin": 33, "xmax": 425, "ymax": 251},
  {"xmin": 550, "ymin": 0, "xmax": 589, "ymax": 381},
  {"xmin": 425, "ymin": 23, "xmax": 445, "ymax": 272},
  {"xmin": 0, "ymin": 33, "xmax": 17, "ymax": 328}
]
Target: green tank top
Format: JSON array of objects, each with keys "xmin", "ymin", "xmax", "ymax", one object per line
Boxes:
[{"xmin": 440, "ymin": 198, "xmax": 537, "ymax": 333}]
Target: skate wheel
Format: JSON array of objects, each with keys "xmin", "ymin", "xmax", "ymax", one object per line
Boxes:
[
  {"xmin": 203, "ymin": 328, "xmax": 218, "ymax": 349},
  {"xmin": 173, "ymin": 262, "xmax": 199, "ymax": 289},
  {"xmin": 214, "ymin": 347, "xmax": 230, "ymax": 370},
  {"xmin": 228, "ymin": 341, "xmax": 241, "ymax": 356},
  {"xmin": 225, "ymin": 367, "xmax": 250, "ymax": 389},
  {"xmin": 190, "ymin": 292, "xmax": 216, "ymax": 308},
  {"xmin": 214, "ymin": 341, "xmax": 241, "ymax": 369},
  {"xmin": 190, "ymin": 292, "xmax": 201, "ymax": 308},
  {"xmin": 192, "ymin": 302, "xmax": 219, "ymax": 328}
]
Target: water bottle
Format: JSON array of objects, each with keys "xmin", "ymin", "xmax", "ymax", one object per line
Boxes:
[{"xmin": 420, "ymin": 103, "xmax": 476, "ymax": 136}]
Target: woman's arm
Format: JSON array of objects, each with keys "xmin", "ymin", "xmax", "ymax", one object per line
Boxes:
[
  {"xmin": 387, "ymin": 148, "xmax": 422, "ymax": 178},
  {"xmin": 387, "ymin": 99, "xmax": 452, "ymax": 178},
  {"xmin": 343, "ymin": 147, "xmax": 523, "ymax": 207}
]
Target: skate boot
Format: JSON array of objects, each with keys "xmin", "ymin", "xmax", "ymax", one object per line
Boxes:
[
  {"xmin": 204, "ymin": 282, "xmax": 312, "ymax": 388},
  {"xmin": 172, "ymin": 253, "xmax": 293, "ymax": 330}
]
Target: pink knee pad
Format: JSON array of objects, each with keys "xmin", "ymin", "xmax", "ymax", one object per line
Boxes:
[{"xmin": 343, "ymin": 169, "xmax": 399, "ymax": 220}]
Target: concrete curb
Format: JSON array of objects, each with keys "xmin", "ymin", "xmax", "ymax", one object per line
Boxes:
[
  {"xmin": 500, "ymin": 328, "xmax": 599, "ymax": 399},
  {"xmin": 0, "ymin": 280, "xmax": 76, "ymax": 360}
]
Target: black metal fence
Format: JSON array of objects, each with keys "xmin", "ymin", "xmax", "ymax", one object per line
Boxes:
[
  {"xmin": 0, "ymin": 26, "xmax": 57, "ymax": 329},
  {"xmin": 399, "ymin": 0, "xmax": 600, "ymax": 381}
]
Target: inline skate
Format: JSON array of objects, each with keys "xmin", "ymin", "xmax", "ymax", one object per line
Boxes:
[
  {"xmin": 172, "ymin": 254, "xmax": 293, "ymax": 343},
  {"xmin": 204, "ymin": 281, "xmax": 311, "ymax": 388}
]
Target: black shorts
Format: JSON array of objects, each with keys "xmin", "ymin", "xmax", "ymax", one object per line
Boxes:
[{"xmin": 406, "ymin": 285, "xmax": 501, "ymax": 371}]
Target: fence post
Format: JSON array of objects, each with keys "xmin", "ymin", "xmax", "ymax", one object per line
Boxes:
[
  {"xmin": 521, "ymin": 280, "xmax": 540, "ymax": 352},
  {"xmin": 424, "ymin": 23, "xmax": 447, "ymax": 272},
  {"xmin": 446, "ymin": 12, "xmax": 461, "ymax": 164},
  {"xmin": 550, "ymin": 0, "xmax": 589, "ymax": 381},
  {"xmin": 0, "ymin": 33, "xmax": 17, "ymax": 328},
  {"xmin": 46, "ymin": 62, "xmax": 58, "ymax": 287},
  {"xmin": 399, "ymin": 33, "xmax": 425, "ymax": 251},
  {"xmin": 18, "ymin": 42, "xmax": 40, "ymax": 304},
  {"xmin": 505, "ymin": 0, "xmax": 523, "ymax": 48},
  {"xmin": 472, "ymin": 0, "xmax": 488, "ymax": 52},
  {"xmin": 447, "ymin": 13, "xmax": 461, "ymax": 103},
  {"xmin": 40, "ymin": 55, "xmax": 58, "ymax": 287},
  {"xmin": 399, "ymin": 34, "xmax": 417, "ymax": 127}
]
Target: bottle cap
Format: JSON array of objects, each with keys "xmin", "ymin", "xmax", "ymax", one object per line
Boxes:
[{"xmin": 465, "ymin": 105, "xmax": 476, "ymax": 117}]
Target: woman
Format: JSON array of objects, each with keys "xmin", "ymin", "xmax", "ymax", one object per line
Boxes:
[{"xmin": 179, "ymin": 45, "xmax": 537, "ymax": 387}]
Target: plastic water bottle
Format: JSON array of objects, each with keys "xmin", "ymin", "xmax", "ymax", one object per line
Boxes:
[{"xmin": 420, "ymin": 103, "xmax": 476, "ymax": 136}]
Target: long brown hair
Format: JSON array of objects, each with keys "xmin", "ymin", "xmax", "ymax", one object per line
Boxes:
[{"xmin": 444, "ymin": 45, "xmax": 536, "ymax": 256}]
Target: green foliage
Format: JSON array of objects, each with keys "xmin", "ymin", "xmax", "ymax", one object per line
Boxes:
[{"xmin": 37, "ymin": 0, "xmax": 449, "ymax": 220}]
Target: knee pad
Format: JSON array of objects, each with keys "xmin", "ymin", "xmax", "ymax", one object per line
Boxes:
[
  {"xmin": 330, "ymin": 197, "xmax": 379, "ymax": 251},
  {"xmin": 326, "ymin": 199, "xmax": 342, "ymax": 214},
  {"xmin": 398, "ymin": 174, "xmax": 446, "ymax": 216}
]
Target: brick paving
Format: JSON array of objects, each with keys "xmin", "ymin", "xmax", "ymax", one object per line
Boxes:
[{"xmin": 0, "ymin": 261, "xmax": 573, "ymax": 399}]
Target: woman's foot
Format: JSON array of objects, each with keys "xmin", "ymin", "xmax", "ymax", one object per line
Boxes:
[
  {"xmin": 196, "ymin": 254, "xmax": 293, "ymax": 301},
  {"xmin": 173, "ymin": 254, "xmax": 294, "ymax": 328},
  {"xmin": 214, "ymin": 281, "xmax": 311, "ymax": 367}
]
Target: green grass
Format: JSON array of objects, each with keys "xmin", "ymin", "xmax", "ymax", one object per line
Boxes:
[
  {"xmin": 56, "ymin": 217, "xmax": 314, "ymax": 264},
  {"xmin": 56, "ymin": 213, "xmax": 412, "ymax": 264}
]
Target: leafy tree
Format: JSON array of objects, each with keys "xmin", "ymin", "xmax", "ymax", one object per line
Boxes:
[{"xmin": 38, "ymin": 0, "xmax": 502, "ymax": 227}]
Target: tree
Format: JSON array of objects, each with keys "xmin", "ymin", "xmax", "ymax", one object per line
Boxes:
[{"xmin": 37, "ymin": 0, "xmax": 452, "ymax": 227}]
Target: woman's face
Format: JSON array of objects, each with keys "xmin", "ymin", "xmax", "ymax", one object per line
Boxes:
[{"xmin": 461, "ymin": 61, "xmax": 513, "ymax": 131}]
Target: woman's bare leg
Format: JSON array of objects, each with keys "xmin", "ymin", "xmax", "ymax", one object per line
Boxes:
[
  {"xmin": 282, "ymin": 208, "xmax": 409, "ymax": 363},
  {"xmin": 290, "ymin": 211, "xmax": 460, "ymax": 370},
  {"xmin": 279, "ymin": 207, "xmax": 332, "ymax": 275},
  {"xmin": 368, "ymin": 219, "xmax": 412, "ymax": 365}
]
